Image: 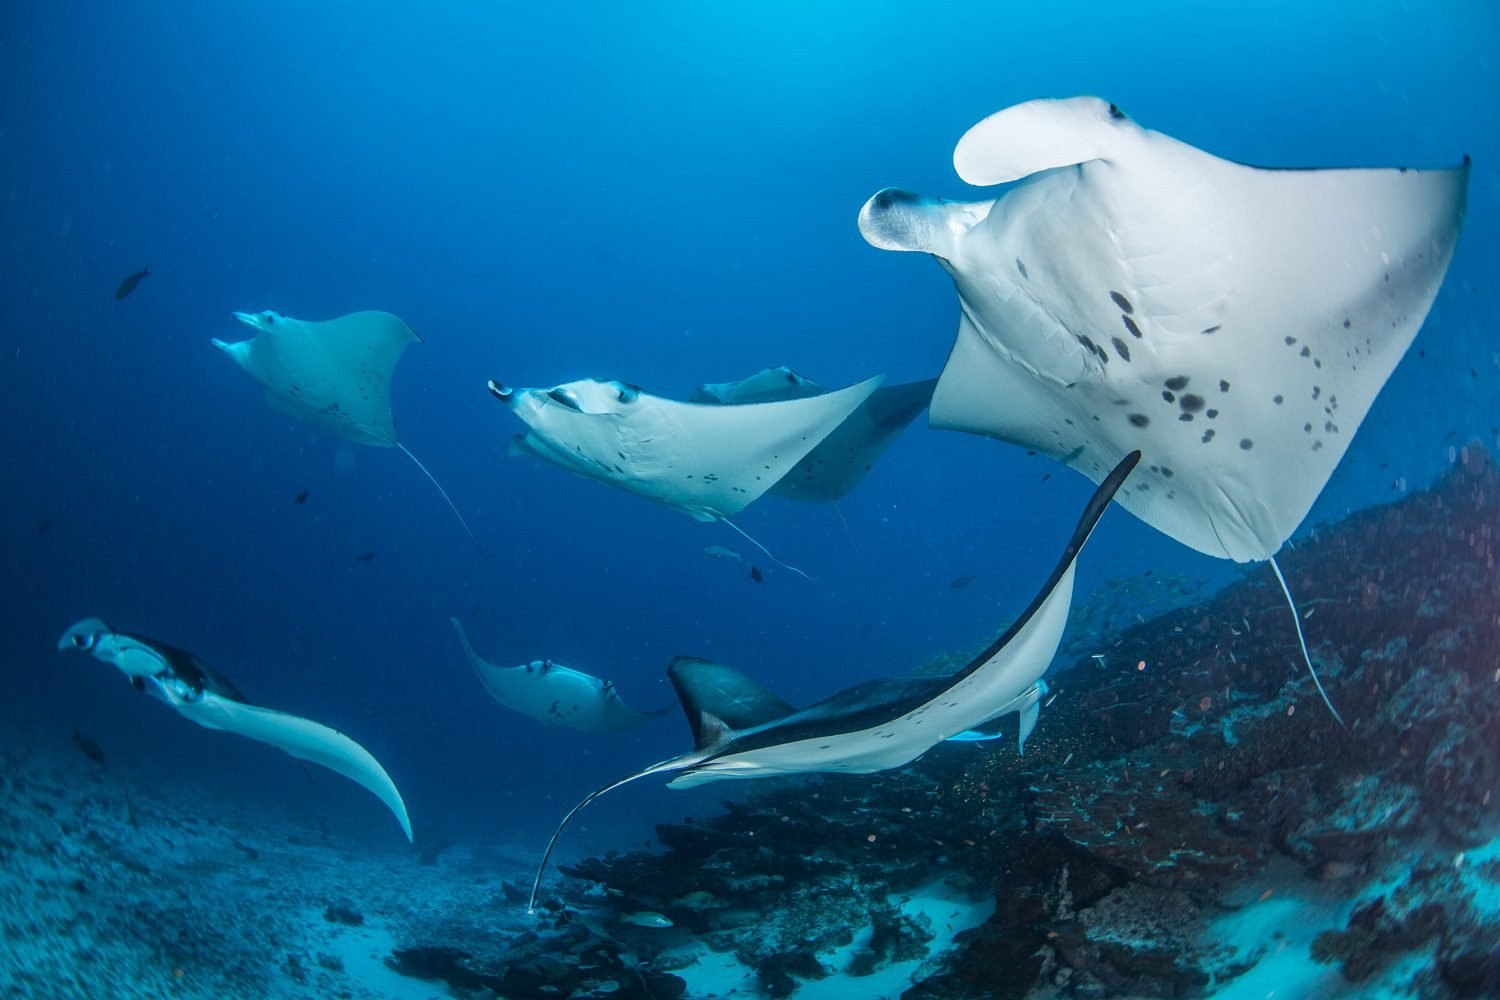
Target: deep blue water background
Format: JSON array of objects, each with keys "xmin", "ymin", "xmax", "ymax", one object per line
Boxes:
[{"xmin": 1, "ymin": 1, "xmax": 1495, "ymax": 857}]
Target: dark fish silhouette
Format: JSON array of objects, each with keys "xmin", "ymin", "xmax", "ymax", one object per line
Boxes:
[
  {"xmin": 294, "ymin": 490, "xmax": 309, "ymax": 505},
  {"xmin": 949, "ymin": 574, "xmax": 978, "ymax": 590},
  {"xmin": 356, "ymin": 551, "xmax": 377, "ymax": 563},
  {"xmin": 114, "ymin": 266, "xmax": 149, "ymax": 301},
  {"xmin": 36, "ymin": 518, "xmax": 52, "ymax": 535},
  {"xmin": 72, "ymin": 730, "xmax": 105, "ymax": 766},
  {"xmin": 748, "ymin": 565, "xmax": 763, "ymax": 584}
]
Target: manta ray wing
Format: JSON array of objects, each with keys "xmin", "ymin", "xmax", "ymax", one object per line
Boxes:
[
  {"xmin": 175, "ymin": 693, "xmax": 412, "ymax": 842},
  {"xmin": 859, "ymin": 96, "xmax": 1469, "ymax": 563},
  {"xmin": 691, "ymin": 368, "xmax": 937, "ymax": 503}
]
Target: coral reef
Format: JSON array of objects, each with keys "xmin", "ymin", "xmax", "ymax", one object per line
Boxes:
[{"xmin": 551, "ymin": 447, "xmax": 1499, "ymax": 998}]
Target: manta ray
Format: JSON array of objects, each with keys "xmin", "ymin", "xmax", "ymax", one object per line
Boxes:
[
  {"xmin": 58, "ymin": 618, "xmax": 412, "ymax": 841},
  {"xmin": 526, "ymin": 450, "xmax": 1140, "ymax": 911},
  {"xmin": 858, "ymin": 96, "xmax": 1470, "ymax": 720},
  {"xmin": 691, "ymin": 368, "xmax": 937, "ymax": 503},
  {"xmin": 212, "ymin": 310, "xmax": 481, "ymax": 551},
  {"xmin": 488, "ymin": 374, "xmax": 884, "ymax": 575},
  {"xmin": 450, "ymin": 618, "xmax": 669, "ymax": 732}
]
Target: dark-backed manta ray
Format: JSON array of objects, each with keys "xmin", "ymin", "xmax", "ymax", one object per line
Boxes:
[
  {"xmin": 526, "ymin": 450, "xmax": 1140, "ymax": 911},
  {"xmin": 487, "ymin": 374, "xmax": 884, "ymax": 576},
  {"xmin": 691, "ymin": 367, "xmax": 938, "ymax": 503},
  {"xmin": 58, "ymin": 617, "xmax": 412, "ymax": 841},
  {"xmin": 450, "ymin": 618, "xmax": 669, "ymax": 732},
  {"xmin": 858, "ymin": 96, "xmax": 1470, "ymax": 721},
  {"xmin": 212, "ymin": 309, "xmax": 482, "ymax": 553}
]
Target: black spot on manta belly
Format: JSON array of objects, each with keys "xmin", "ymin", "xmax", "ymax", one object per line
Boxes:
[
  {"xmin": 1123, "ymin": 315, "xmax": 1143, "ymax": 339},
  {"xmin": 1206, "ymin": 409, "xmax": 1218, "ymax": 419},
  {"xmin": 1128, "ymin": 413, "xmax": 1150, "ymax": 427},
  {"xmin": 1162, "ymin": 390, "xmax": 1175, "ymax": 403},
  {"xmin": 1273, "ymin": 394, "xmax": 1284, "ymax": 405},
  {"xmin": 1017, "ymin": 258, "xmax": 1029, "ymax": 279},
  {"xmin": 1219, "ymin": 380, "xmax": 1230, "ymax": 392},
  {"xmin": 1240, "ymin": 438, "xmax": 1254, "ymax": 450},
  {"xmin": 1179, "ymin": 393, "xmax": 1205, "ymax": 413},
  {"xmin": 1110, "ymin": 290, "xmax": 1134, "ymax": 314},
  {"xmin": 1164, "ymin": 375, "xmax": 1189, "ymax": 391},
  {"xmin": 1111, "ymin": 336, "xmax": 1131, "ymax": 362}
]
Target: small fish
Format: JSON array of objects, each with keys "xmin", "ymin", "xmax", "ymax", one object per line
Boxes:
[
  {"xmin": 618, "ymin": 910, "xmax": 673, "ymax": 928},
  {"xmin": 355, "ymin": 551, "xmax": 377, "ymax": 563},
  {"xmin": 703, "ymin": 544, "xmax": 742, "ymax": 562},
  {"xmin": 949, "ymin": 574, "xmax": 978, "ymax": 590},
  {"xmin": 748, "ymin": 565, "xmax": 763, "ymax": 584},
  {"xmin": 293, "ymin": 490, "xmax": 309, "ymax": 505},
  {"xmin": 72, "ymin": 731, "xmax": 105, "ymax": 766},
  {"xmin": 114, "ymin": 266, "xmax": 150, "ymax": 301}
]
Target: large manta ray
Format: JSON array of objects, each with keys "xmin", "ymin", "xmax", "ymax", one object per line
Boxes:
[
  {"xmin": 858, "ymin": 96, "xmax": 1469, "ymax": 720},
  {"xmin": 526, "ymin": 450, "xmax": 1140, "ymax": 911},
  {"xmin": 488, "ymin": 373, "xmax": 884, "ymax": 575}
]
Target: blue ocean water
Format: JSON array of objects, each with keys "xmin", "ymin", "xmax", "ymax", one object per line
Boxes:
[{"xmin": 0, "ymin": 0, "xmax": 1495, "ymax": 900}]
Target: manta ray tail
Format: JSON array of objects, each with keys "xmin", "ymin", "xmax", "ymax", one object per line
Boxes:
[
  {"xmin": 1269, "ymin": 556, "xmax": 1346, "ymax": 727},
  {"xmin": 831, "ymin": 500, "xmax": 860, "ymax": 555},
  {"xmin": 397, "ymin": 443, "xmax": 485, "ymax": 559},
  {"xmin": 717, "ymin": 518, "xmax": 814, "ymax": 581},
  {"xmin": 528, "ymin": 766, "xmax": 666, "ymax": 913}
]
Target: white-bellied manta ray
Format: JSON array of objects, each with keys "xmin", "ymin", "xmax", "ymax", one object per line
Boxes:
[
  {"xmin": 487, "ymin": 374, "xmax": 885, "ymax": 576},
  {"xmin": 58, "ymin": 617, "xmax": 412, "ymax": 841},
  {"xmin": 450, "ymin": 618, "xmax": 670, "ymax": 732},
  {"xmin": 858, "ymin": 96, "xmax": 1471, "ymax": 722},
  {"xmin": 212, "ymin": 310, "xmax": 482, "ymax": 553},
  {"xmin": 526, "ymin": 450, "xmax": 1140, "ymax": 911}
]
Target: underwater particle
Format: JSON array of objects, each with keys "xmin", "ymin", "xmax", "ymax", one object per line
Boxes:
[
  {"xmin": 1287, "ymin": 704, "xmax": 1296, "ymax": 716},
  {"xmin": 1136, "ymin": 660, "xmax": 1146, "ymax": 671},
  {"xmin": 1259, "ymin": 889, "xmax": 1274, "ymax": 902},
  {"xmin": 867, "ymin": 834, "xmax": 877, "ymax": 843},
  {"xmin": 1198, "ymin": 696, "xmax": 1213, "ymax": 712}
]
